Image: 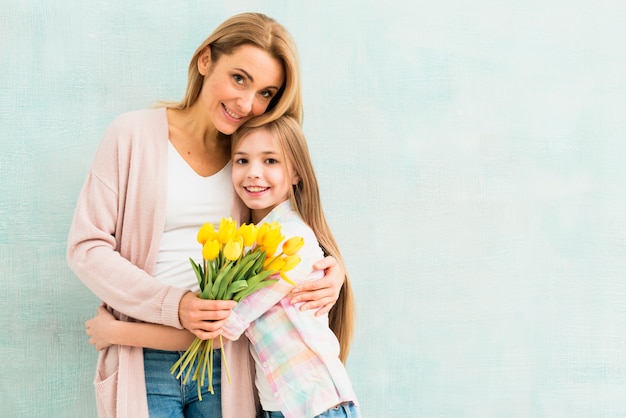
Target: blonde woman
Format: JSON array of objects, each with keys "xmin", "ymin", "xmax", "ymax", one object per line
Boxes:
[{"xmin": 69, "ymin": 13, "xmax": 344, "ymax": 418}]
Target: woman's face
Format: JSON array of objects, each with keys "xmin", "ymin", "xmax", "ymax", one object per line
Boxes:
[
  {"xmin": 198, "ymin": 44, "xmax": 285, "ymax": 135},
  {"xmin": 231, "ymin": 128, "xmax": 299, "ymax": 223}
]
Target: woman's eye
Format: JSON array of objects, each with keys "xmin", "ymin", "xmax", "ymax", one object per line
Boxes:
[
  {"xmin": 265, "ymin": 158, "xmax": 278, "ymax": 164},
  {"xmin": 233, "ymin": 74, "xmax": 244, "ymax": 84},
  {"xmin": 235, "ymin": 158, "xmax": 247, "ymax": 164},
  {"xmin": 260, "ymin": 90, "xmax": 273, "ymax": 99}
]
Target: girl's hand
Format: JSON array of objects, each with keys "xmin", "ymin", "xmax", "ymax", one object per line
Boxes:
[
  {"xmin": 289, "ymin": 255, "xmax": 344, "ymax": 316},
  {"xmin": 178, "ymin": 292, "xmax": 237, "ymax": 340},
  {"xmin": 85, "ymin": 305, "xmax": 117, "ymax": 351}
]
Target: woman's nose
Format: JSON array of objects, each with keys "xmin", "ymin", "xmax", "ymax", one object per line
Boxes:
[{"xmin": 236, "ymin": 91, "xmax": 255, "ymax": 115}]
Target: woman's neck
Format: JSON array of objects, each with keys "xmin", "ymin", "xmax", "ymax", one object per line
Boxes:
[
  {"xmin": 166, "ymin": 108, "xmax": 230, "ymax": 177},
  {"xmin": 168, "ymin": 107, "xmax": 220, "ymax": 146}
]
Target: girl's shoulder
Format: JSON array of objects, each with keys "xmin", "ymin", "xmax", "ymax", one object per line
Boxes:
[
  {"xmin": 282, "ymin": 214, "xmax": 318, "ymax": 247},
  {"xmin": 267, "ymin": 204, "xmax": 316, "ymax": 243},
  {"xmin": 262, "ymin": 202, "xmax": 321, "ymax": 256},
  {"xmin": 273, "ymin": 209, "xmax": 323, "ymax": 265}
]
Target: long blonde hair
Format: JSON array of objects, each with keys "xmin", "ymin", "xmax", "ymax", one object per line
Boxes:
[
  {"xmin": 166, "ymin": 12, "xmax": 302, "ymax": 126},
  {"xmin": 232, "ymin": 116, "xmax": 355, "ymax": 363}
]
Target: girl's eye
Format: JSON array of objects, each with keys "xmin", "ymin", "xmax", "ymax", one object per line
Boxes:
[
  {"xmin": 265, "ymin": 158, "xmax": 278, "ymax": 164},
  {"xmin": 233, "ymin": 74, "xmax": 244, "ymax": 85},
  {"xmin": 235, "ymin": 158, "xmax": 248, "ymax": 164}
]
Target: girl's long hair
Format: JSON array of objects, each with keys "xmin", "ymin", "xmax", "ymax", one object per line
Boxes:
[
  {"xmin": 232, "ymin": 116, "xmax": 355, "ymax": 363},
  {"xmin": 164, "ymin": 12, "xmax": 302, "ymax": 126}
]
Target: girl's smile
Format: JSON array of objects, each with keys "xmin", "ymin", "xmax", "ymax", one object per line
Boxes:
[{"xmin": 243, "ymin": 185, "xmax": 270, "ymax": 194}]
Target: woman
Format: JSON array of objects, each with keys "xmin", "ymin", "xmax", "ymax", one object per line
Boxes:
[{"xmin": 68, "ymin": 12, "xmax": 344, "ymax": 418}]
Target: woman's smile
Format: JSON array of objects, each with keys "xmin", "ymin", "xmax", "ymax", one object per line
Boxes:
[{"xmin": 222, "ymin": 103, "xmax": 245, "ymax": 121}]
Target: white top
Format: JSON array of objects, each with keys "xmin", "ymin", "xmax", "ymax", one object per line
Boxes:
[{"xmin": 152, "ymin": 141, "xmax": 234, "ymax": 290}]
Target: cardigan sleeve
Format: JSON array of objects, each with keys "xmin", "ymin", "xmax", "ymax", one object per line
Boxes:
[{"xmin": 67, "ymin": 110, "xmax": 187, "ymax": 328}]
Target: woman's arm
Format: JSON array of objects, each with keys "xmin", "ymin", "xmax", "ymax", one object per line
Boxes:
[
  {"xmin": 67, "ymin": 115, "xmax": 188, "ymax": 329},
  {"xmin": 289, "ymin": 255, "xmax": 344, "ymax": 316},
  {"xmin": 85, "ymin": 306, "xmax": 196, "ymax": 351}
]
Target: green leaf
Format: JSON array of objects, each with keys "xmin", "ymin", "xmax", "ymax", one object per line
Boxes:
[
  {"xmin": 224, "ymin": 280, "xmax": 248, "ymax": 300},
  {"xmin": 189, "ymin": 258, "xmax": 205, "ymax": 289},
  {"xmin": 251, "ymin": 250, "xmax": 267, "ymax": 274},
  {"xmin": 234, "ymin": 279, "xmax": 278, "ymax": 302},
  {"xmin": 234, "ymin": 251, "xmax": 262, "ymax": 280},
  {"xmin": 244, "ymin": 270, "xmax": 275, "ymax": 289},
  {"xmin": 210, "ymin": 261, "xmax": 233, "ymax": 300},
  {"xmin": 216, "ymin": 260, "xmax": 244, "ymax": 299}
]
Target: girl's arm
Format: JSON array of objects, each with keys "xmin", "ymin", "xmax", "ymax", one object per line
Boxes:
[
  {"xmin": 85, "ymin": 306, "xmax": 196, "ymax": 351},
  {"xmin": 289, "ymin": 255, "xmax": 344, "ymax": 316},
  {"xmin": 223, "ymin": 229, "xmax": 326, "ymax": 341},
  {"xmin": 222, "ymin": 278, "xmax": 297, "ymax": 341}
]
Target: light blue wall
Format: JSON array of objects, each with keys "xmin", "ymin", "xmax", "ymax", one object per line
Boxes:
[{"xmin": 2, "ymin": 1, "xmax": 626, "ymax": 417}]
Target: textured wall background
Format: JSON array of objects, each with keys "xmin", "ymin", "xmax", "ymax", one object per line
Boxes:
[{"xmin": 2, "ymin": 1, "xmax": 626, "ymax": 417}]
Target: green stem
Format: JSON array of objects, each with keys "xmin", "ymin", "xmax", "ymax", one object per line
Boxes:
[
  {"xmin": 208, "ymin": 340, "xmax": 214, "ymax": 394},
  {"xmin": 175, "ymin": 338, "xmax": 202, "ymax": 382},
  {"xmin": 170, "ymin": 338, "xmax": 201, "ymax": 377},
  {"xmin": 220, "ymin": 334, "xmax": 232, "ymax": 385}
]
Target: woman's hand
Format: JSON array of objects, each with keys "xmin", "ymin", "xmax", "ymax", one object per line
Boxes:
[
  {"xmin": 178, "ymin": 292, "xmax": 237, "ymax": 340},
  {"xmin": 85, "ymin": 305, "xmax": 117, "ymax": 351},
  {"xmin": 289, "ymin": 255, "xmax": 344, "ymax": 316}
]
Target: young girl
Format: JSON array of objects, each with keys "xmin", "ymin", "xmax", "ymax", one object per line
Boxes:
[{"xmin": 86, "ymin": 116, "xmax": 359, "ymax": 418}]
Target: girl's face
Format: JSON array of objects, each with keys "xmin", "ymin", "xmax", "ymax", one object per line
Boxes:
[
  {"xmin": 198, "ymin": 44, "xmax": 284, "ymax": 135},
  {"xmin": 232, "ymin": 128, "xmax": 299, "ymax": 223}
]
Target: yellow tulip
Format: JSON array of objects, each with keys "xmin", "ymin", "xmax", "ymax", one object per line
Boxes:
[
  {"xmin": 217, "ymin": 217, "xmax": 237, "ymax": 244},
  {"xmin": 259, "ymin": 224, "xmax": 284, "ymax": 256},
  {"xmin": 279, "ymin": 254, "xmax": 301, "ymax": 273},
  {"xmin": 263, "ymin": 255, "xmax": 285, "ymax": 271},
  {"xmin": 202, "ymin": 240, "xmax": 220, "ymax": 261},
  {"xmin": 280, "ymin": 271, "xmax": 297, "ymax": 286},
  {"xmin": 197, "ymin": 223, "xmax": 216, "ymax": 245},
  {"xmin": 223, "ymin": 239, "xmax": 242, "ymax": 261},
  {"xmin": 237, "ymin": 223, "xmax": 258, "ymax": 247},
  {"xmin": 282, "ymin": 236, "xmax": 304, "ymax": 256},
  {"xmin": 256, "ymin": 223, "xmax": 270, "ymax": 246},
  {"xmin": 265, "ymin": 244, "xmax": 281, "ymax": 258}
]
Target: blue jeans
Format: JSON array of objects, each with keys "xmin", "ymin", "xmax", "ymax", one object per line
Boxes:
[
  {"xmin": 143, "ymin": 348, "xmax": 222, "ymax": 418},
  {"xmin": 262, "ymin": 402, "xmax": 360, "ymax": 418}
]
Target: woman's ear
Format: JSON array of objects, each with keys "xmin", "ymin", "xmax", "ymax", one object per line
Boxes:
[
  {"xmin": 197, "ymin": 46, "xmax": 212, "ymax": 76},
  {"xmin": 291, "ymin": 172, "xmax": 301, "ymax": 186}
]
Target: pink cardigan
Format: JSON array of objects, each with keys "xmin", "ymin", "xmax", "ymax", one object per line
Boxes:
[{"xmin": 67, "ymin": 108, "xmax": 258, "ymax": 417}]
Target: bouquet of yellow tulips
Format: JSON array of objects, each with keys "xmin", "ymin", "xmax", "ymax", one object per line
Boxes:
[{"xmin": 170, "ymin": 217, "xmax": 304, "ymax": 399}]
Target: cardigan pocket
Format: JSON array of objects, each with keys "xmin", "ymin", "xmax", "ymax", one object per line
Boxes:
[{"xmin": 94, "ymin": 347, "xmax": 119, "ymax": 418}]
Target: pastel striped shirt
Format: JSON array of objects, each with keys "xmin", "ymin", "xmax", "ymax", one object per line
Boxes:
[{"xmin": 222, "ymin": 200, "xmax": 358, "ymax": 418}]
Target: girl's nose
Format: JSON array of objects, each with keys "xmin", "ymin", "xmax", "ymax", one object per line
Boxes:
[{"xmin": 246, "ymin": 161, "xmax": 261, "ymax": 178}]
